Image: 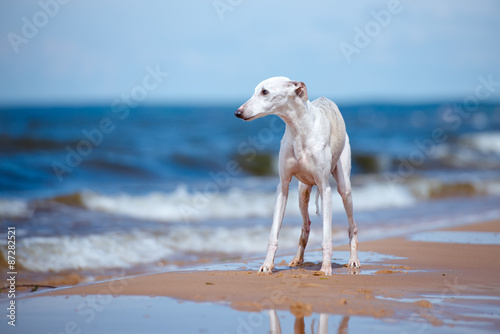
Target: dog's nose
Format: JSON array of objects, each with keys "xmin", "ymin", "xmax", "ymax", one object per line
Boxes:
[{"xmin": 235, "ymin": 108, "xmax": 244, "ymax": 118}]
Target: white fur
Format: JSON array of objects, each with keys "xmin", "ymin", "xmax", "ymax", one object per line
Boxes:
[{"xmin": 235, "ymin": 77, "xmax": 360, "ymax": 275}]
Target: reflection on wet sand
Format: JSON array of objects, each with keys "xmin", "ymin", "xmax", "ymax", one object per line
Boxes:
[
  {"xmin": 269, "ymin": 310, "xmax": 350, "ymax": 334},
  {"xmin": 338, "ymin": 315, "xmax": 349, "ymax": 334}
]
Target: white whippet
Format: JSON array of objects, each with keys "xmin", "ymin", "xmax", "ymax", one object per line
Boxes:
[{"xmin": 235, "ymin": 77, "xmax": 360, "ymax": 275}]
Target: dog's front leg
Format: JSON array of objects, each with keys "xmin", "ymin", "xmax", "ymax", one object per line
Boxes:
[
  {"xmin": 318, "ymin": 183, "xmax": 333, "ymax": 275},
  {"xmin": 259, "ymin": 180, "xmax": 290, "ymax": 274}
]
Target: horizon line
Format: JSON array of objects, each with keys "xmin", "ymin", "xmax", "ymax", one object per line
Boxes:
[{"xmin": 2, "ymin": 97, "xmax": 500, "ymax": 110}]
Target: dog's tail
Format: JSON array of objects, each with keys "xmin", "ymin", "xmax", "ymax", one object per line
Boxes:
[{"xmin": 315, "ymin": 186, "xmax": 321, "ymax": 216}]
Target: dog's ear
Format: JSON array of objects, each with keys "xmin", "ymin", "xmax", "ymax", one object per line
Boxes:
[{"xmin": 291, "ymin": 81, "xmax": 308, "ymax": 101}]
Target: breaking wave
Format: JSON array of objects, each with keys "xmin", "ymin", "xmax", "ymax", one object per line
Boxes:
[
  {"xmin": 51, "ymin": 182, "xmax": 416, "ymax": 223},
  {"xmin": 0, "ymin": 226, "xmax": 333, "ymax": 272}
]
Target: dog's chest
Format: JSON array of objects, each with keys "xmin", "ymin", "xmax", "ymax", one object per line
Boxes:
[
  {"xmin": 292, "ymin": 156, "xmax": 317, "ymax": 185},
  {"xmin": 285, "ymin": 146, "xmax": 323, "ymax": 185},
  {"xmin": 281, "ymin": 128, "xmax": 331, "ymax": 185}
]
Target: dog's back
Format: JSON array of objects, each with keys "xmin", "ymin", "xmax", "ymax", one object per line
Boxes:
[{"xmin": 312, "ymin": 97, "xmax": 347, "ymax": 166}]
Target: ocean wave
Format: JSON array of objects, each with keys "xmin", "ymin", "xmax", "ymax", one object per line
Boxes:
[
  {"xmin": 0, "ymin": 199, "xmax": 33, "ymax": 218},
  {"xmin": 64, "ymin": 182, "xmax": 416, "ymax": 223},
  {"xmin": 425, "ymin": 131, "xmax": 500, "ymax": 169},
  {"xmin": 458, "ymin": 131, "xmax": 500, "ymax": 155},
  {"xmin": 3, "ymin": 231, "xmax": 172, "ymax": 272},
  {"xmin": 3, "ymin": 174, "xmax": 498, "ymax": 223},
  {"xmin": 2, "ymin": 182, "xmax": 499, "ymax": 273},
  {"xmin": 0, "ymin": 226, "xmax": 334, "ymax": 272},
  {"xmin": 410, "ymin": 177, "xmax": 500, "ymax": 199}
]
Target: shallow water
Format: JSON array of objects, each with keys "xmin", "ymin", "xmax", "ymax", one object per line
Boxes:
[
  {"xmin": 1, "ymin": 293, "xmax": 498, "ymax": 334},
  {"xmin": 409, "ymin": 231, "xmax": 500, "ymax": 245},
  {"xmin": 192, "ymin": 251, "xmax": 406, "ymax": 275}
]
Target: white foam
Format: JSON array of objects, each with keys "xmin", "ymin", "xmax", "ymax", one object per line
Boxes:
[
  {"xmin": 81, "ymin": 182, "xmax": 416, "ymax": 223},
  {"xmin": 350, "ymin": 182, "xmax": 416, "ymax": 211},
  {"xmin": 0, "ymin": 199, "xmax": 32, "ymax": 218},
  {"xmin": 81, "ymin": 186, "xmax": 277, "ymax": 222},
  {"xmin": 459, "ymin": 131, "xmax": 500, "ymax": 154},
  {"xmin": 13, "ymin": 232, "xmax": 174, "ymax": 272},
  {"xmin": 485, "ymin": 181, "xmax": 500, "ymax": 195},
  {"xmin": 5, "ymin": 226, "xmax": 334, "ymax": 272}
]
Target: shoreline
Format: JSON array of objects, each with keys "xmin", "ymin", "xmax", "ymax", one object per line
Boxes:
[{"xmin": 20, "ymin": 219, "xmax": 500, "ymax": 331}]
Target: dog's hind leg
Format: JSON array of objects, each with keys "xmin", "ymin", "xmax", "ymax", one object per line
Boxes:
[
  {"xmin": 289, "ymin": 181, "xmax": 312, "ymax": 267},
  {"xmin": 333, "ymin": 136, "xmax": 360, "ymax": 269}
]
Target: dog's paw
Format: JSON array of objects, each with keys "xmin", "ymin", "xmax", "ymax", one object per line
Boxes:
[
  {"xmin": 319, "ymin": 263, "xmax": 332, "ymax": 275},
  {"xmin": 258, "ymin": 264, "xmax": 274, "ymax": 274},
  {"xmin": 348, "ymin": 257, "xmax": 361, "ymax": 269},
  {"xmin": 288, "ymin": 257, "xmax": 303, "ymax": 267}
]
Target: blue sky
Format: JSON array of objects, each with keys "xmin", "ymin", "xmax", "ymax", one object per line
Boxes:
[{"xmin": 0, "ymin": 0, "xmax": 499, "ymax": 106}]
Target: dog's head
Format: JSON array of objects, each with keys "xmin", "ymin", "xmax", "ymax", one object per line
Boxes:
[{"xmin": 235, "ymin": 77, "xmax": 308, "ymax": 121}]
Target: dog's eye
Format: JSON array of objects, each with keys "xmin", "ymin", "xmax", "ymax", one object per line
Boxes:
[{"xmin": 262, "ymin": 89, "xmax": 269, "ymax": 95}]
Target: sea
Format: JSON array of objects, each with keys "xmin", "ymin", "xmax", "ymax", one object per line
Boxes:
[{"xmin": 1, "ymin": 101, "xmax": 500, "ymax": 284}]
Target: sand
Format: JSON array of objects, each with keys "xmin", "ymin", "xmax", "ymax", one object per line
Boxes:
[{"xmin": 28, "ymin": 220, "xmax": 500, "ymax": 331}]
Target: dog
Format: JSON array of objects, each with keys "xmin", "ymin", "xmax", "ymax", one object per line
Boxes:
[{"xmin": 235, "ymin": 76, "xmax": 360, "ymax": 275}]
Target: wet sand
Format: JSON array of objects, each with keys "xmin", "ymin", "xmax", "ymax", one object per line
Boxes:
[{"xmin": 7, "ymin": 220, "xmax": 500, "ymax": 333}]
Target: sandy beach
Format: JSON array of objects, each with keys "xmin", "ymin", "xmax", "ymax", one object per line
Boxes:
[{"xmin": 3, "ymin": 219, "xmax": 498, "ymax": 333}]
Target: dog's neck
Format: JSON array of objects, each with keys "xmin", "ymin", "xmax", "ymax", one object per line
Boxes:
[
  {"xmin": 277, "ymin": 99, "xmax": 315, "ymax": 156},
  {"xmin": 278, "ymin": 99, "xmax": 313, "ymax": 132}
]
